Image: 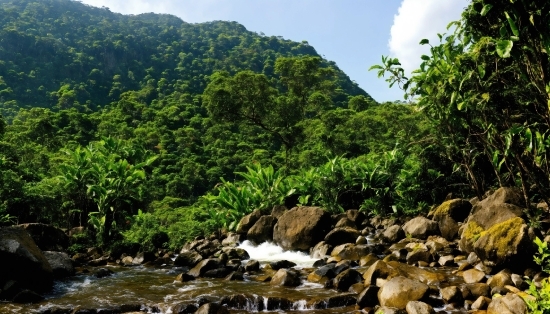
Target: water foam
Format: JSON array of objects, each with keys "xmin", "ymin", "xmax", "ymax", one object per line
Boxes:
[{"xmin": 237, "ymin": 241, "xmax": 317, "ymax": 268}]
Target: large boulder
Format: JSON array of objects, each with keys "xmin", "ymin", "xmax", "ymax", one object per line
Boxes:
[
  {"xmin": 429, "ymin": 199, "xmax": 472, "ymax": 222},
  {"xmin": 270, "ymin": 269, "xmax": 301, "ymax": 287},
  {"xmin": 273, "ymin": 207, "xmax": 332, "ymax": 251},
  {"xmin": 381, "ymin": 225, "xmax": 405, "ymax": 243},
  {"xmin": 487, "ymin": 293, "xmax": 527, "ymax": 314},
  {"xmin": 43, "ymin": 251, "xmax": 75, "ymax": 279},
  {"xmin": 324, "ymin": 227, "xmax": 361, "ymax": 246},
  {"xmin": 0, "ymin": 227, "xmax": 54, "ymax": 293},
  {"xmin": 236, "ymin": 210, "xmax": 262, "ymax": 235},
  {"xmin": 17, "ymin": 223, "xmax": 69, "ymax": 252},
  {"xmin": 378, "ymin": 276, "xmax": 429, "ymax": 309},
  {"xmin": 331, "ymin": 243, "xmax": 371, "ymax": 261},
  {"xmin": 247, "ymin": 215, "xmax": 277, "ymax": 244},
  {"xmin": 402, "ymin": 217, "xmax": 439, "ymax": 239}
]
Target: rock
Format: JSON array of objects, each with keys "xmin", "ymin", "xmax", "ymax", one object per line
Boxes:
[
  {"xmin": 331, "ymin": 243, "xmax": 371, "ymax": 261},
  {"xmin": 487, "ymin": 293, "xmax": 527, "ymax": 314},
  {"xmin": 132, "ymin": 251, "xmax": 155, "ymax": 265},
  {"xmin": 94, "ymin": 268, "xmax": 113, "ymax": 278},
  {"xmin": 273, "ymin": 207, "xmax": 332, "ymax": 251},
  {"xmin": 307, "ymin": 264, "xmax": 336, "ymax": 284},
  {"xmin": 463, "ymin": 269, "xmax": 486, "ymax": 284},
  {"xmin": 269, "ymin": 260, "xmax": 296, "ymax": 270},
  {"xmin": 203, "ymin": 268, "xmax": 231, "ymax": 278},
  {"xmin": 324, "ymin": 227, "xmax": 361, "ymax": 246},
  {"xmin": 357, "ymin": 285, "xmax": 380, "ymax": 308},
  {"xmin": 247, "ymin": 215, "xmax": 277, "ymax": 244},
  {"xmin": 221, "ymin": 233, "xmax": 243, "ymax": 247},
  {"xmin": 43, "ymin": 251, "xmax": 74, "ymax": 278},
  {"xmin": 472, "ymin": 296, "xmax": 491, "ymax": 310},
  {"xmin": 376, "ymin": 306, "xmax": 407, "ymax": 314},
  {"xmin": 406, "ymin": 248, "xmax": 431, "ymax": 265},
  {"xmin": 175, "ymin": 273, "xmax": 195, "ymax": 282},
  {"xmin": 511, "ymin": 274, "xmax": 528, "ymax": 290},
  {"xmin": 265, "ymin": 297, "xmax": 292, "ymax": 311},
  {"xmin": 310, "ymin": 241, "xmax": 332, "ymax": 259},
  {"xmin": 363, "ymin": 260, "xmax": 395, "ymax": 285},
  {"xmin": 429, "ymin": 199, "xmax": 472, "ymax": 222},
  {"xmin": 236, "ymin": 210, "xmax": 262, "ymax": 235},
  {"xmin": 270, "ymin": 269, "xmax": 301, "ymax": 287},
  {"xmin": 405, "ymin": 301, "xmax": 435, "ymax": 314},
  {"xmin": 0, "ymin": 226, "xmax": 53, "ymax": 293},
  {"xmin": 220, "ymin": 247, "xmax": 249, "ymax": 260},
  {"xmin": 437, "ymin": 216, "xmax": 460, "ymax": 241},
  {"xmin": 473, "ymin": 217, "xmax": 533, "ymax": 268},
  {"xmin": 487, "ymin": 270, "xmax": 514, "ymax": 288},
  {"xmin": 335, "ymin": 217, "xmax": 356, "ymax": 228},
  {"xmin": 356, "ymin": 236, "xmax": 367, "ymax": 245},
  {"xmin": 171, "ymin": 303, "xmax": 198, "ymax": 314},
  {"xmin": 333, "ymin": 269, "xmax": 362, "ymax": 291},
  {"xmin": 225, "ymin": 271, "xmax": 244, "ymax": 281},
  {"xmin": 195, "ymin": 303, "xmax": 229, "ymax": 314},
  {"xmin": 378, "ymin": 276, "xmax": 430, "ymax": 309},
  {"xmin": 174, "ymin": 251, "xmax": 203, "ymax": 267},
  {"xmin": 16, "ymin": 223, "xmax": 69, "ymax": 252},
  {"xmin": 244, "ymin": 260, "xmax": 259, "ymax": 272},
  {"xmin": 382, "ymin": 225, "xmax": 405, "ymax": 243},
  {"xmin": 438, "ymin": 255, "xmax": 455, "ymax": 267},
  {"xmin": 12, "ymin": 289, "xmax": 44, "ymax": 303},
  {"xmin": 440, "ymin": 286, "xmax": 463, "ymax": 304},
  {"xmin": 402, "ymin": 217, "xmax": 439, "ymax": 239},
  {"xmin": 346, "ymin": 209, "xmax": 366, "ymax": 227},
  {"xmin": 121, "ymin": 256, "xmax": 134, "ymax": 265},
  {"xmin": 465, "ymin": 283, "xmax": 491, "ymax": 298},
  {"xmin": 325, "ymin": 295, "xmax": 357, "ymax": 308},
  {"xmin": 387, "ymin": 261, "xmax": 444, "ymax": 285},
  {"xmin": 360, "ymin": 254, "xmax": 379, "ymax": 267},
  {"xmin": 188, "ymin": 259, "xmax": 221, "ymax": 277},
  {"xmin": 271, "ymin": 205, "xmax": 288, "ymax": 219}
]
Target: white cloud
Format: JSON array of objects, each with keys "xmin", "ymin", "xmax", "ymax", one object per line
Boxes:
[{"xmin": 389, "ymin": 0, "xmax": 469, "ymax": 73}]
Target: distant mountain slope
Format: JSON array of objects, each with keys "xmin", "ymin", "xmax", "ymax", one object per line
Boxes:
[{"xmin": 0, "ymin": 0, "xmax": 371, "ymax": 116}]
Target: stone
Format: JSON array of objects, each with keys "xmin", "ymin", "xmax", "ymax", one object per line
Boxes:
[
  {"xmin": 405, "ymin": 301, "xmax": 435, "ymax": 314},
  {"xmin": 16, "ymin": 223, "xmax": 69, "ymax": 252},
  {"xmin": 273, "ymin": 207, "xmax": 332, "ymax": 251},
  {"xmin": 271, "ymin": 205, "xmax": 288, "ymax": 219},
  {"xmin": 225, "ymin": 271, "xmax": 244, "ymax": 281},
  {"xmin": 463, "ymin": 269, "xmax": 487, "ymax": 283},
  {"xmin": 195, "ymin": 303, "xmax": 229, "ymax": 314},
  {"xmin": 244, "ymin": 260, "xmax": 259, "ymax": 272},
  {"xmin": 307, "ymin": 264, "xmax": 336, "ymax": 284},
  {"xmin": 360, "ymin": 253, "xmax": 379, "ymax": 267},
  {"xmin": 331, "ymin": 243, "xmax": 371, "ymax": 261},
  {"xmin": 175, "ymin": 273, "xmax": 195, "ymax": 282},
  {"xmin": 94, "ymin": 268, "xmax": 113, "ymax": 278},
  {"xmin": 43, "ymin": 251, "xmax": 75, "ymax": 278},
  {"xmin": 440, "ymin": 286, "xmax": 463, "ymax": 304},
  {"xmin": 247, "ymin": 215, "xmax": 277, "ymax": 244},
  {"xmin": 236, "ymin": 210, "xmax": 262, "ymax": 235},
  {"xmin": 402, "ymin": 217, "xmax": 439, "ymax": 239},
  {"xmin": 487, "ymin": 293, "xmax": 527, "ymax": 314},
  {"xmin": 203, "ymin": 268, "xmax": 231, "ymax": 278},
  {"xmin": 188, "ymin": 259, "xmax": 221, "ymax": 277},
  {"xmin": 325, "ymin": 295, "xmax": 357, "ymax": 308},
  {"xmin": 270, "ymin": 269, "xmax": 301, "ymax": 287},
  {"xmin": 220, "ymin": 247, "xmax": 249, "ymax": 260},
  {"xmin": 386, "ymin": 261, "xmax": 444, "ymax": 285},
  {"xmin": 346, "ymin": 209, "xmax": 366, "ymax": 227},
  {"xmin": 438, "ymin": 255, "xmax": 455, "ymax": 267},
  {"xmin": 265, "ymin": 297, "xmax": 292, "ymax": 311},
  {"xmin": 269, "ymin": 260, "xmax": 296, "ymax": 270},
  {"xmin": 174, "ymin": 251, "xmax": 203, "ymax": 267},
  {"xmin": 221, "ymin": 233, "xmax": 243, "ymax": 247},
  {"xmin": 437, "ymin": 216, "xmax": 460, "ymax": 241},
  {"xmin": 363, "ymin": 260, "xmax": 395, "ymax": 286},
  {"xmin": 357, "ymin": 285, "xmax": 380, "ymax": 308},
  {"xmin": 121, "ymin": 256, "xmax": 134, "ymax": 265},
  {"xmin": 381, "ymin": 225, "xmax": 405, "ymax": 243},
  {"xmin": 406, "ymin": 248, "xmax": 431, "ymax": 265},
  {"xmin": 0, "ymin": 226, "xmax": 53, "ymax": 293},
  {"xmin": 471, "ymin": 296, "xmax": 491, "ymax": 310},
  {"xmin": 132, "ymin": 251, "xmax": 155, "ymax": 265},
  {"xmin": 429, "ymin": 199, "xmax": 472, "ymax": 222},
  {"xmin": 333, "ymin": 269, "xmax": 362, "ymax": 291},
  {"xmin": 335, "ymin": 217, "xmax": 356, "ymax": 228},
  {"xmin": 324, "ymin": 227, "xmax": 361, "ymax": 246},
  {"xmin": 172, "ymin": 303, "xmax": 198, "ymax": 314},
  {"xmin": 378, "ymin": 276, "xmax": 430, "ymax": 309},
  {"xmin": 465, "ymin": 283, "xmax": 491, "ymax": 299},
  {"xmin": 310, "ymin": 241, "xmax": 332, "ymax": 259},
  {"xmin": 487, "ymin": 270, "xmax": 514, "ymax": 288}
]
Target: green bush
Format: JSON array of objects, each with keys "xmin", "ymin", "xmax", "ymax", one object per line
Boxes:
[{"xmin": 525, "ymin": 237, "xmax": 550, "ymax": 313}]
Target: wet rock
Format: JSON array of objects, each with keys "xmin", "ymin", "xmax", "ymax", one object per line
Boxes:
[
  {"xmin": 94, "ymin": 268, "xmax": 113, "ymax": 278},
  {"xmin": 437, "ymin": 216, "xmax": 460, "ymax": 241},
  {"xmin": 463, "ymin": 269, "xmax": 486, "ymax": 283},
  {"xmin": 195, "ymin": 302, "xmax": 229, "ymax": 314},
  {"xmin": 331, "ymin": 243, "xmax": 371, "ymax": 261},
  {"xmin": 269, "ymin": 260, "xmax": 296, "ymax": 270},
  {"xmin": 335, "ymin": 217, "xmax": 356, "ymax": 228},
  {"xmin": 324, "ymin": 227, "xmax": 361, "ymax": 246},
  {"xmin": 247, "ymin": 215, "xmax": 277, "ymax": 244},
  {"xmin": 405, "ymin": 301, "xmax": 435, "ymax": 314},
  {"xmin": 236, "ymin": 210, "xmax": 262, "ymax": 235},
  {"xmin": 175, "ymin": 273, "xmax": 195, "ymax": 282},
  {"xmin": 203, "ymin": 267, "xmax": 231, "ymax": 278},
  {"xmin": 273, "ymin": 206, "xmax": 332, "ymax": 251},
  {"xmin": 220, "ymin": 247, "xmax": 249, "ymax": 260},
  {"xmin": 356, "ymin": 236, "xmax": 368, "ymax": 245},
  {"xmin": 225, "ymin": 271, "xmax": 244, "ymax": 281},
  {"xmin": 357, "ymin": 285, "xmax": 380, "ymax": 308},
  {"xmin": 360, "ymin": 254, "xmax": 379, "ymax": 267},
  {"xmin": 406, "ymin": 248, "xmax": 431, "ymax": 265},
  {"xmin": 270, "ymin": 269, "xmax": 301, "ymax": 286},
  {"xmin": 132, "ymin": 251, "xmax": 155, "ymax": 265},
  {"xmin": 511, "ymin": 274, "xmax": 528, "ymax": 290},
  {"xmin": 310, "ymin": 241, "xmax": 332, "ymax": 259},
  {"xmin": 222, "ymin": 294, "xmax": 264, "ymax": 311},
  {"xmin": 382, "ymin": 225, "xmax": 405, "ymax": 243},
  {"xmin": 440, "ymin": 286, "xmax": 463, "ymax": 304},
  {"xmin": 171, "ymin": 302, "xmax": 199, "ymax": 314},
  {"xmin": 221, "ymin": 233, "xmax": 243, "ymax": 247},
  {"xmin": 271, "ymin": 205, "xmax": 288, "ymax": 219},
  {"xmin": 187, "ymin": 259, "xmax": 221, "ymax": 277},
  {"xmin": 487, "ymin": 270, "xmax": 514, "ymax": 288},
  {"xmin": 244, "ymin": 260, "xmax": 260, "ymax": 272},
  {"xmin": 472, "ymin": 296, "xmax": 491, "ymax": 310},
  {"xmin": 174, "ymin": 251, "xmax": 203, "ymax": 267},
  {"xmin": 44, "ymin": 251, "xmax": 75, "ymax": 278},
  {"xmin": 326, "ymin": 295, "xmax": 357, "ymax": 308},
  {"xmin": 387, "ymin": 261, "xmax": 444, "ymax": 285},
  {"xmin": 265, "ymin": 297, "xmax": 292, "ymax": 311},
  {"xmin": 121, "ymin": 256, "xmax": 134, "ymax": 266},
  {"xmin": 334, "ymin": 269, "xmax": 362, "ymax": 291},
  {"xmin": 378, "ymin": 276, "xmax": 430, "ymax": 309},
  {"xmin": 402, "ymin": 217, "xmax": 439, "ymax": 239},
  {"xmin": 17, "ymin": 223, "xmax": 69, "ymax": 252},
  {"xmin": 376, "ymin": 306, "xmax": 406, "ymax": 314},
  {"xmin": 346, "ymin": 209, "xmax": 366, "ymax": 227},
  {"xmin": 363, "ymin": 260, "xmax": 395, "ymax": 285},
  {"xmin": 307, "ymin": 264, "xmax": 336, "ymax": 284},
  {"xmin": 487, "ymin": 293, "xmax": 526, "ymax": 314},
  {"xmin": 438, "ymin": 255, "xmax": 455, "ymax": 267},
  {"xmin": 0, "ymin": 226, "xmax": 53, "ymax": 293},
  {"xmin": 464, "ymin": 283, "xmax": 491, "ymax": 298},
  {"xmin": 89, "ymin": 256, "xmax": 108, "ymax": 267}
]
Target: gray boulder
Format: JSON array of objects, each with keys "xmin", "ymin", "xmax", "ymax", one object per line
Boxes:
[
  {"xmin": 273, "ymin": 207, "xmax": 332, "ymax": 251},
  {"xmin": 43, "ymin": 251, "xmax": 74, "ymax": 278}
]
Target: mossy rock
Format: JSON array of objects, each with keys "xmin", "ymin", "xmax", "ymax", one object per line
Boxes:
[
  {"xmin": 473, "ymin": 217, "xmax": 533, "ymax": 269},
  {"xmin": 429, "ymin": 199, "xmax": 472, "ymax": 222},
  {"xmin": 459, "ymin": 220, "xmax": 484, "ymax": 253}
]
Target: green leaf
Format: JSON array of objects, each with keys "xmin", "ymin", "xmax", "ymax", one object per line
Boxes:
[
  {"xmin": 457, "ymin": 102, "xmax": 465, "ymax": 111},
  {"xmin": 477, "ymin": 65, "xmax": 486, "ymax": 79},
  {"xmin": 419, "ymin": 39, "xmax": 429, "ymax": 45},
  {"xmin": 496, "ymin": 40, "xmax": 514, "ymax": 58},
  {"xmin": 480, "ymin": 4, "xmax": 493, "ymax": 16},
  {"xmin": 420, "ymin": 55, "xmax": 430, "ymax": 61},
  {"xmin": 504, "ymin": 12, "xmax": 520, "ymax": 37}
]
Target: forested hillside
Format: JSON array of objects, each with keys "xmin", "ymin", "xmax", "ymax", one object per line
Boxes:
[{"xmin": 0, "ymin": 0, "xmax": 458, "ymax": 250}]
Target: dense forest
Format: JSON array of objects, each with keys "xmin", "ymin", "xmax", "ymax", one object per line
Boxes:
[{"xmin": 1, "ymin": 0, "xmax": 547, "ymax": 265}]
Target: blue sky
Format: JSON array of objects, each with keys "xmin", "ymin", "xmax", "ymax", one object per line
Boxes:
[{"xmin": 78, "ymin": 0, "xmax": 469, "ymax": 102}]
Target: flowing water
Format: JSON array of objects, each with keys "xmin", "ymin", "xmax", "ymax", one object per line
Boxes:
[{"xmin": 0, "ymin": 242, "xmax": 358, "ymax": 313}]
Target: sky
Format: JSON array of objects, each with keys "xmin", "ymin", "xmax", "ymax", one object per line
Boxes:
[{"xmin": 77, "ymin": 0, "xmax": 469, "ymax": 102}]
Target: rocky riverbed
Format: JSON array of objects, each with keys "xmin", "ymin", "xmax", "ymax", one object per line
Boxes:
[{"xmin": 0, "ymin": 187, "xmax": 541, "ymax": 313}]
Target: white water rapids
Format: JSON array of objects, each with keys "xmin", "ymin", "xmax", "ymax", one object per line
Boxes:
[{"xmin": 237, "ymin": 241, "xmax": 318, "ymax": 268}]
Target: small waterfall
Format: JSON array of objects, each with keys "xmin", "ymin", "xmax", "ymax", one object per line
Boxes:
[
  {"xmin": 291, "ymin": 299, "xmax": 309, "ymax": 311},
  {"xmin": 237, "ymin": 241, "xmax": 317, "ymax": 268}
]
